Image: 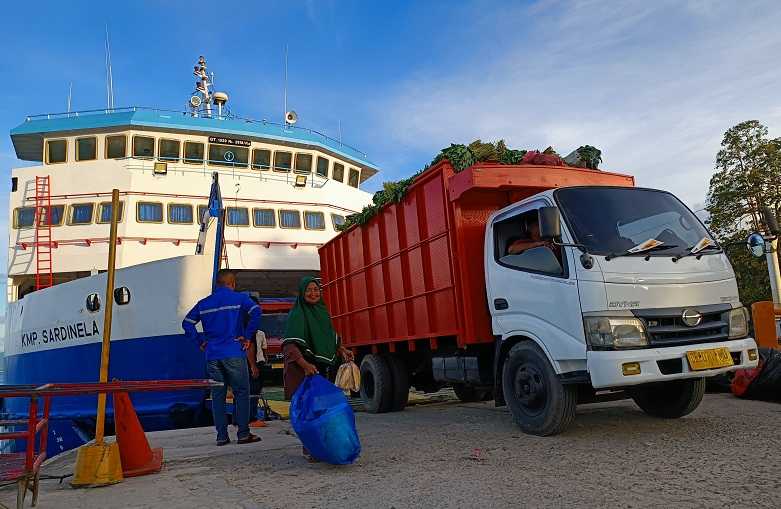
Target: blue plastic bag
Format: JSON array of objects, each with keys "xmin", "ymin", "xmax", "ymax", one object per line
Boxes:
[{"xmin": 290, "ymin": 375, "xmax": 361, "ymax": 465}]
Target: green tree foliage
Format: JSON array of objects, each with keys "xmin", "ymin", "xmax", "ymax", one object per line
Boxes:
[{"xmin": 705, "ymin": 120, "xmax": 781, "ymax": 305}]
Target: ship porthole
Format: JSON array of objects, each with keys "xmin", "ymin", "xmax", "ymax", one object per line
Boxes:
[
  {"xmin": 86, "ymin": 293, "xmax": 101, "ymax": 313},
  {"xmin": 114, "ymin": 287, "xmax": 131, "ymax": 305}
]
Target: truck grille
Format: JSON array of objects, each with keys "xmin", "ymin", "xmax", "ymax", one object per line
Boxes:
[{"xmin": 633, "ymin": 305, "xmax": 731, "ymax": 347}]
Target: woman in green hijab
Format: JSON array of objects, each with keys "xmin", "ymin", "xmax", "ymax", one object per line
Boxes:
[
  {"xmin": 282, "ymin": 276, "xmax": 353, "ymax": 401},
  {"xmin": 283, "ymin": 277, "xmax": 353, "ymax": 462}
]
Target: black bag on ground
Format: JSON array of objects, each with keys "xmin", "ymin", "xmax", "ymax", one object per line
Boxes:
[{"xmin": 743, "ymin": 348, "xmax": 781, "ymax": 401}]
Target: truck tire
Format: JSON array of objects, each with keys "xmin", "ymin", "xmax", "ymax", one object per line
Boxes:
[
  {"xmin": 630, "ymin": 378, "xmax": 705, "ymax": 418},
  {"xmin": 452, "ymin": 384, "xmax": 493, "ymax": 403},
  {"xmin": 384, "ymin": 354, "xmax": 410, "ymax": 411},
  {"xmin": 360, "ymin": 354, "xmax": 393, "ymax": 413},
  {"xmin": 502, "ymin": 342, "xmax": 576, "ymax": 436}
]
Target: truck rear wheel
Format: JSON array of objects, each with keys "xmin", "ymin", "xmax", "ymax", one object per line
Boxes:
[
  {"xmin": 502, "ymin": 342, "xmax": 576, "ymax": 436},
  {"xmin": 630, "ymin": 378, "xmax": 705, "ymax": 418},
  {"xmin": 384, "ymin": 354, "xmax": 410, "ymax": 411},
  {"xmin": 360, "ymin": 354, "xmax": 393, "ymax": 413},
  {"xmin": 452, "ymin": 384, "xmax": 493, "ymax": 403}
]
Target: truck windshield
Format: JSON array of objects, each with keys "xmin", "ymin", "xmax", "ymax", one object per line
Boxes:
[{"xmin": 554, "ymin": 187, "xmax": 715, "ymax": 257}]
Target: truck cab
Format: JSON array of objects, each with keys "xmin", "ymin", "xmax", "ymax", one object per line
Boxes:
[{"xmin": 486, "ymin": 186, "xmax": 758, "ymax": 434}]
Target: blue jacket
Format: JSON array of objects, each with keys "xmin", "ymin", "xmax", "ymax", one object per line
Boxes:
[{"xmin": 182, "ymin": 287, "xmax": 262, "ymax": 361}]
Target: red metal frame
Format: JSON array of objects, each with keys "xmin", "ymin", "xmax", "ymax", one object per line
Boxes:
[
  {"xmin": 33, "ymin": 176, "xmax": 54, "ymax": 291},
  {"xmin": 0, "ymin": 380, "xmax": 215, "ymax": 508},
  {"xmin": 24, "ymin": 190, "xmax": 360, "ymax": 214},
  {"xmin": 17, "ymin": 237, "xmax": 322, "ymax": 250},
  {"xmin": 319, "ymin": 161, "xmax": 635, "ymax": 350}
]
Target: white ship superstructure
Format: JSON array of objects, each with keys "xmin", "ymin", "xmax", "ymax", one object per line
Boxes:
[{"xmin": 8, "ymin": 57, "xmax": 377, "ymax": 299}]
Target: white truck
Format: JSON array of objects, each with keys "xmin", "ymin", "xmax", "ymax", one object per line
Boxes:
[{"xmin": 320, "ymin": 161, "xmax": 759, "ymax": 435}]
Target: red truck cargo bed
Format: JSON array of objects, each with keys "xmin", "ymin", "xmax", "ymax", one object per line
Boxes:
[{"xmin": 319, "ymin": 161, "xmax": 634, "ymax": 351}]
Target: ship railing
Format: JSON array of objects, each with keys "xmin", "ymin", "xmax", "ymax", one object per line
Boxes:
[
  {"xmin": 119, "ymin": 157, "xmax": 333, "ymax": 189},
  {"xmin": 23, "ymin": 106, "xmax": 369, "ymax": 162}
]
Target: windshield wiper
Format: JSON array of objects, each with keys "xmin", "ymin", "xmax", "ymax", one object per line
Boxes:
[
  {"xmin": 605, "ymin": 244, "xmax": 678, "ymax": 261},
  {"xmin": 671, "ymin": 243, "xmax": 722, "ymax": 262}
]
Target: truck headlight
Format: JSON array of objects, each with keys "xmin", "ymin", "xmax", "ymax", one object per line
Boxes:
[
  {"xmin": 584, "ymin": 317, "xmax": 648, "ymax": 349},
  {"xmin": 726, "ymin": 307, "xmax": 749, "ymax": 339}
]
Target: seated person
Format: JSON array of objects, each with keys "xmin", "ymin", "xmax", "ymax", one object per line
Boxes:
[{"xmin": 507, "ymin": 217, "xmax": 550, "ymax": 255}]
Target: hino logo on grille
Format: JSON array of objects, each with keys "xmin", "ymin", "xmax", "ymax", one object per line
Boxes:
[{"xmin": 681, "ymin": 309, "xmax": 703, "ymax": 327}]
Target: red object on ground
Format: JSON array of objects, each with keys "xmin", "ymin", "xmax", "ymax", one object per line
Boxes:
[
  {"xmin": 113, "ymin": 391, "xmax": 164, "ymax": 477},
  {"xmin": 731, "ymin": 360, "xmax": 765, "ymax": 397},
  {"xmin": 319, "ymin": 161, "xmax": 634, "ymax": 351}
]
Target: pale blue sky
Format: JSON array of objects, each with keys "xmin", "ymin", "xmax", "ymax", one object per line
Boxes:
[{"xmin": 1, "ymin": 0, "xmax": 780, "ymax": 278}]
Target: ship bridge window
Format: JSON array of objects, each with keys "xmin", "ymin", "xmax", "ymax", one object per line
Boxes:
[
  {"xmin": 331, "ymin": 214, "xmax": 346, "ymax": 229},
  {"xmin": 316, "ymin": 156, "xmax": 329, "ymax": 177},
  {"xmin": 209, "ymin": 144, "xmax": 248, "ymax": 168},
  {"xmin": 168, "ymin": 204, "xmax": 194, "ymax": 224},
  {"xmin": 184, "ymin": 142, "xmax": 205, "ymax": 164},
  {"xmin": 348, "ymin": 168, "xmax": 360, "ymax": 188},
  {"xmin": 253, "ymin": 208, "xmax": 275, "ymax": 228},
  {"xmin": 279, "ymin": 209, "xmax": 301, "ymax": 229},
  {"xmin": 137, "ymin": 202, "xmax": 163, "ymax": 223},
  {"xmin": 76, "ymin": 137, "xmax": 98, "ymax": 161},
  {"xmin": 133, "ymin": 136, "xmax": 155, "ymax": 159},
  {"xmin": 159, "ymin": 139, "xmax": 181, "ymax": 162},
  {"xmin": 304, "ymin": 211, "xmax": 325, "ymax": 230},
  {"xmin": 69, "ymin": 203, "xmax": 95, "ymax": 225},
  {"xmin": 46, "ymin": 139, "xmax": 67, "ymax": 164},
  {"xmin": 105, "ymin": 135, "xmax": 127, "ymax": 159},
  {"xmin": 13, "ymin": 207, "xmax": 36, "ymax": 229},
  {"xmin": 226, "ymin": 207, "xmax": 250, "ymax": 226},
  {"xmin": 273, "ymin": 151, "xmax": 292, "ymax": 172},
  {"xmin": 98, "ymin": 201, "xmax": 125, "ymax": 224},
  {"xmin": 252, "ymin": 149, "xmax": 271, "ymax": 170},
  {"xmin": 295, "ymin": 153, "xmax": 312, "ymax": 174},
  {"xmin": 332, "ymin": 162, "xmax": 345, "ymax": 183},
  {"xmin": 39, "ymin": 205, "xmax": 65, "ymax": 226}
]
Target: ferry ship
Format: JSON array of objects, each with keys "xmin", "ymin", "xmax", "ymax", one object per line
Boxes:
[{"xmin": 3, "ymin": 57, "xmax": 377, "ymax": 455}]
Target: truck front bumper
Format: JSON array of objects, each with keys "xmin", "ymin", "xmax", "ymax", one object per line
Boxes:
[{"xmin": 587, "ymin": 337, "xmax": 758, "ymax": 389}]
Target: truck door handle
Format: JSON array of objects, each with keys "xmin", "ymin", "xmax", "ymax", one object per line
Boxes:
[{"xmin": 494, "ymin": 298, "xmax": 509, "ymax": 310}]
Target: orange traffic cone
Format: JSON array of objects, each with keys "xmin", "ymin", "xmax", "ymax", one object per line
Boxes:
[{"xmin": 113, "ymin": 392, "xmax": 163, "ymax": 477}]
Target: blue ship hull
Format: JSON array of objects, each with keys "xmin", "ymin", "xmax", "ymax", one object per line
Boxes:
[{"xmin": 3, "ymin": 334, "xmax": 211, "ymax": 457}]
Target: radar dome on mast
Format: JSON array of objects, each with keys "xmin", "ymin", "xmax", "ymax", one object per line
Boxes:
[{"xmin": 213, "ymin": 92, "xmax": 229, "ymax": 118}]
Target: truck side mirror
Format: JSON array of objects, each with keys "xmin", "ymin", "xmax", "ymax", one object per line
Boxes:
[
  {"xmin": 538, "ymin": 207, "xmax": 561, "ymax": 240},
  {"xmin": 747, "ymin": 233, "xmax": 765, "ymax": 258}
]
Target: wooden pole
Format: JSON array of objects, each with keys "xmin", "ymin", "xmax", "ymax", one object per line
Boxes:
[{"xmin": 95, "ymin": 189, "xmax": 120, "ymax": 444}]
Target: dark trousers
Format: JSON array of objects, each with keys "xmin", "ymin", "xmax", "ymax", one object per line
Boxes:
[{"xmin": 207, "ymin": 357, "xmax": 250, "ymax": 441}]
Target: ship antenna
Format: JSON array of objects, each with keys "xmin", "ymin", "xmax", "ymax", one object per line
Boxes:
[
  {"xmin": 104, "ymin": 25, "xmax": 115, "ymax": 110},
  {"xmin": 191, "ymin": 56, "xmax": 213, "ymax": 117},
  {"xmin": 67, "ymin": 82, "xmax": 73, "ymax": 114},
  {"xmin": 283, "ymin": 44, "xmax": 288, "ymax": 127}
]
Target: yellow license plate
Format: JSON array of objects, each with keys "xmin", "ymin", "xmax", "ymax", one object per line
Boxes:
[
  {"xmin": 271, "ymin": 363, "xmax": 284, "ymax": 370},
  {"xmin": 686, "ymin": 347, "xmax": 734, "ymax": 371}
]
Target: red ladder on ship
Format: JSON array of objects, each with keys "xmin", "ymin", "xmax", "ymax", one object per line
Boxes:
[{"xmin": 34, "ymin": 176, "xmax": 54, "ymax": 290}]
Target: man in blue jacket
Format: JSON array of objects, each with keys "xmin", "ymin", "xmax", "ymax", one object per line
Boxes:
[{"xmin": 183, "ymin": 269, "xmax": 262, "ymax": 445}]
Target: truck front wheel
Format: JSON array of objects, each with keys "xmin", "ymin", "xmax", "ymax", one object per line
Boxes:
[
  {"xmin": 502, "ymin": 342, "xmax": 576, "ymax": 436},
  {"xmin": 360, "ymin": 354, "xmax": 393, "ymax": 413},
  {"xmin": 630, "ymin": 378, "xmax": 705, "ymax": 418}
]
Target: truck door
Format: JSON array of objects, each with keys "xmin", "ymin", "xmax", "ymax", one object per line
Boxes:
[{"xmin": 486, "ymin": 201, "xmax": 586, "ymax": 372}]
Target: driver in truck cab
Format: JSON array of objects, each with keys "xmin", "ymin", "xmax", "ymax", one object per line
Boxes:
[{"xmin": 507, "ymin": 215, "xmax": 550, "ymax": 255}]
